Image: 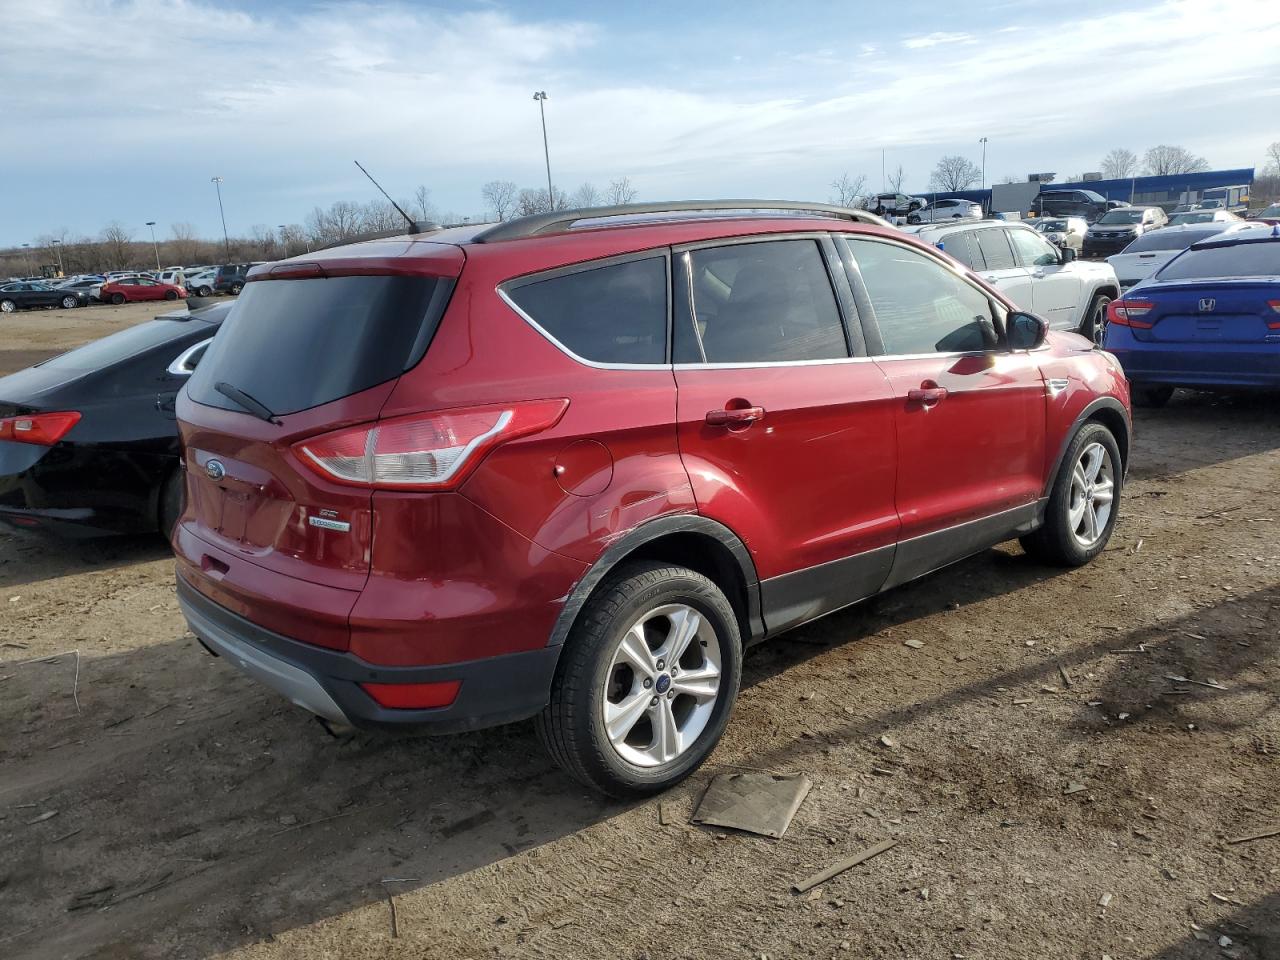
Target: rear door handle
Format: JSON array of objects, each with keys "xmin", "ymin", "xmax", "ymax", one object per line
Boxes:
[
  {"xmin": 706, "ymin": 405, "xmax": 765, "ymax": 426},
  {"xmin": 907, "ymin": 382, "xmax": 948, "ymax": 406}
]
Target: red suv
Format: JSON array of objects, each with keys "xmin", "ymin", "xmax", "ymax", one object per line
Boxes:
[{"xmin": 174, "ymin": 201, "xmax": 1131, "ymax": 797}]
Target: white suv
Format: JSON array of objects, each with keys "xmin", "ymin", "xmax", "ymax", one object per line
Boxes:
[{"xmin": 904, "ymin": 220, "xmax": 1121, "ymax": 344}]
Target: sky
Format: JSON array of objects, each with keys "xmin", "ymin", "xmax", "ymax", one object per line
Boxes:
[{"xmin": 2, "ymin": 0, "xmax": 1278, "ymax": 246}]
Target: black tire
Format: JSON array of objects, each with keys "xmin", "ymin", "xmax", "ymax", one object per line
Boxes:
[
  {"xmin": 1020, "ymin": 421, "xmax": 1122, "ymax": 567},
  {"xmin": 1080, "ymin": 293, "xmax": 1112, "ymax": 346},
  {"xmin": 158, "ymin": 468, "xmax": 185, "ymax": 540},
  {"xmin": 228, "ymin": 282, "xmax": 243, "ymax": 295},
  {"xmin": 197, "ymin": 285, "xmax": 213, "ymax": 297},
  {"xmin": 536, "ymin": 561, "xmax": 742, "ymax": 798},
  {"xmin": 1132, "ymin": 384, "xmax": 1174, "ymax": 408},
  {"xmin": 110, "ymin": 292, "xmax": 125, "ymax": 305},
  {"xmin": 164, "ymin": 289, "xmax": 178, "ymax": 300},
  {"xmin": 60, "ymin": 295, "xmax": 79, "ymax": 309}
]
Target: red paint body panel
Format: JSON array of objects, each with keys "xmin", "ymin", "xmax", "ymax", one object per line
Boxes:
[{"xmin": 101, "ymin": 279, "xmax": 187, "ymax": 302}]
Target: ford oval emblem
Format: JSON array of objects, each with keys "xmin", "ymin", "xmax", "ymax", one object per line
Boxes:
[{"xmin": 205, "ymin": 459, "xmax": 226, "ymax": 481}]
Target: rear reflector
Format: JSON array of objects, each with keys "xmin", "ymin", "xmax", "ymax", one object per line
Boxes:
[
  {"xmin": 359, "ymin": 680, "xmax": 461, "ymax": 709},
  {"xmin": 1107, "ymin": 299, "xmax": 1155, "ymax": 329},
  {"xmin": 0, "ymin": 411, "xmax": 81, "ymax": 445},
  {"xmin": 294, "ymin": 399, "xmax": 568, "ymax": 490}
]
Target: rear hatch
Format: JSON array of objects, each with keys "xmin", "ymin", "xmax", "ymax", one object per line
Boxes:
[{"xmin": 176, "ymin": 243, "xmax": 462, "ymax": 649}]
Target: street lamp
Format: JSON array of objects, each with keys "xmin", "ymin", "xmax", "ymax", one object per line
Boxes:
[
  {"xmin": 50, "ymin": 239, "xmax": 64, "ymax": 277},
  {"xmin": 21, "ymin": 243, "xmax": 32, "ymax": 277},
  {"xmin": 532, "ymin": 91, "xmax": 554, "ymax": 208},
  {"xmin": 979, "ymin": 137, "xmax": 989, "ymax": 191},
  {"xmin": 210, "ymin": 176, "xmax": 230, "ymax": 259},
  {"xmin": 145, "ymin": 221, "xmax": 161, "ymax": 271}
]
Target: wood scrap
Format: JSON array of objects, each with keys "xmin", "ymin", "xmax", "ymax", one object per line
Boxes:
[{"xmin": 791, "ymin": 839, "xmax": 899, "ymax": 894}]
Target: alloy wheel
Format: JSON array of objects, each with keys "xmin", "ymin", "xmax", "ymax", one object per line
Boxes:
[
  {"xmin": 62, "ymin": 296, "xmax": 77, "ymax": 309},
  {"xmin": 0, "ymin": 300, "xmax": 14, "ymax": 313},
  {"xmin": 602, "ymin": 603, "xmax": 723, "ymax": 768},
  {"xmin": 1068, "ymin": 441, "xmax": 1115, "ymax": 547}
]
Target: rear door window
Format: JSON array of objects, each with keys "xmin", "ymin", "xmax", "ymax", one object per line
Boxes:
[
  {"xmin": 975, "ymin": 229, "xmax": 1016, "ymax": 270},
  {"xmin": 939, "ymin": 231, "xmax": 981, "ymax": 270},
  {"xmin": 188, "ymin": 275, "xmax": 448, "ymax": 416},
  {"xmin": 504, "ymin": 256, "xmax": 667, "ymax": 365}
]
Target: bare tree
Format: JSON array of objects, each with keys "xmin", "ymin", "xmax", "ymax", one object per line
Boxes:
[
  {"xmin": 412, "ymin": 185, "xmax": 437, "ymax": 223},
  {"xmin": 249, "ymin": 224, "xmax": 279, "ymax": 260},
  {"xmin": 928, "ymin": 155, "xmax": 982, "ymax": 192},
  {"xmin": 1143, "ymin": 144, "xmax": 1209, "ymax": 176},
  {"xmin": 572, "ymin": 182, "xmax": 602, "ymax": 208},
  {"xmin": 1265, "ymin": 140, "xmax": 1280, "ymax": 174},
  {"xmin": 830, "ymin": 172, "xmax": 868, "ymax": 207},
  {"xmin": 278, "ymin": 224, "xmax": 308, "ymax": 257},
  {"xmin": 359, "ymin": 200, "xmax": 406, "ymax": 233},
  {"xmin": 1100, "ymin": 148, "xmax": 1138, "ymax": 180},
  {"xmin": 606, "ymin": 176, "xmax": 638, "ymax": 205},
  {"xmin": 886, "ymin": 165, "xmax": 906, "ymax": 193},
  {"xmin": 169, "ymin": 222, "xmax": 202, "ymax": 264},
  {"xmin": 306, "ymin": 200, "xmax": 364, "ymax": 245},
  {"xmin": 516, "ymin": 186, "xmax": 570, "ymax": 216},
  {"xmin": 481, "ymin": 180, "xmax": 519, "ymax": 221},
  {"xmin": 100, "ymin": 222, "xmax": 133, "ymax": 270}
]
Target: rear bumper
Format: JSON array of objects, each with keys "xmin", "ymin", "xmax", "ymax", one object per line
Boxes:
[
  {"xmin": 177, "ymin": 575, "xmax": 562, "ymax": 733},
  {"xmin": 1106, "ymin": 332, "xmax": 1280, "ymax": 389}
]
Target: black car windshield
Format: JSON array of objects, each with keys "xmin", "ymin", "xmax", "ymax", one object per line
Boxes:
[
  {"xmin": 1098, "ymin": 210, "xmax": 1145, "ymax": 224},
  {"xmin": 1156, "ymin": 240, "xmax": 1280, "ymax": 280}
]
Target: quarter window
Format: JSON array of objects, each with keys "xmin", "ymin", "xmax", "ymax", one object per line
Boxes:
[
  {"xmin": 506, "ymin": 257, "xmax": 667, "ymax": 365},
  {"xmin": 845, "ymin": 238, "xmax": 998, "ymax": 356},
  {"xmin": 681, "ymin": 239, "xmax": 848, "ymax": 363},
  {"xmin": 1008, "ymin": 228, "xmax": 1060, "ymax": 267}
]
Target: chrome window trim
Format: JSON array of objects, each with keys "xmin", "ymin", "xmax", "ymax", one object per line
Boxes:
[{"xmin": 167, "ymin": 337, "xmax": 214, "ymax": 376}]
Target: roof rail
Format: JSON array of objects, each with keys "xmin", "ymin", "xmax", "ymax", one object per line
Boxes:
[{"xmin": 471, "ymin": 200, "xmax": 889, "ymax": 243}]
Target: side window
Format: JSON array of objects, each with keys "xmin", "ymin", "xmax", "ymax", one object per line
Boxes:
[
  {"xmin": 681, "ymin": 239, "xmax": 848, "ymax": 364},
  {"xmin": 845, "ymin": 238, "xmax": 998, "ymax": 356},
  {"xmin": 938, "ymin": 231, "xmax": 982, "ymax": 270},
  {"xmin": 1008, "ymin": 228, "xmax": 1059, "ymax": 267},
  {"xmin": 974, "ymin": 229, "xmax": 1016, "ymax": 270},
  {"xmin": 506, "ymin": 256, "xmax": 667, "ymax": 365}
]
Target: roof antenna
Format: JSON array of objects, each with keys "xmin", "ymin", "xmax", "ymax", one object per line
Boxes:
[{"xmin": 353, "ymin": 160, "xmax": 418, "ymax": 231}]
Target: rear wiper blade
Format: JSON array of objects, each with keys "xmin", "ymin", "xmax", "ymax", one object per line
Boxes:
[{"xmin": 215, "ymin": 381, "xmax": 280, "ymax": 424}]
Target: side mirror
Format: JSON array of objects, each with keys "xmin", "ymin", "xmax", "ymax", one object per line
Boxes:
[
  {"xmin": 1007, "ymin": 312, "xmax": 1048, "ymax": 351},
  {"xmin": 1060, "ymin": 246, "xmax": 1076, "ymax": 263}
]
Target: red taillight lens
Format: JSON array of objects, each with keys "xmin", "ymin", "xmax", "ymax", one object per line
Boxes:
[
  {"xmin": 0, "ymin": 411, "xmax": 81, "ymax": 445},
  {"xmin": 1267, "ymin": 300, "xmax": 1280, "ymax": 329},
  {"xmin": 1107, "ymin": 299, "xmax": 1155, "ymax": 329},
  {"xmin": 359, "ymin": 680, "xmax": 461, "ymax": 709},
  {"xmin": 294, "ymin": 399, "xmax": 569, "ymax": 490}
]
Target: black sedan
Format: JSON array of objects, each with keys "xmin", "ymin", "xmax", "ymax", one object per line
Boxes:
[
  {"xmin": 0, "ymin": 299, "xmax": 232, "ymax": 537},
  {"xmin": 0, "ymin": 281, "xmax": 90, "ymax": 313}
]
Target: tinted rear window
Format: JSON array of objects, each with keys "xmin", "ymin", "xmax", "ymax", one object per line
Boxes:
[
  {"xmin": 1124, "ymin": 229, "xmax": 1224, "ymax": 253},
  {"xmin": 39, "ymin": 319, "xmax": 202, "ymax": 371},
  {"xmin": 1155, "ymin": 241, "xmax": 1280, "ymax": 281},
  {"xmin": 188, "ymin": 276, "xmax": 444, "ymax": 416}
]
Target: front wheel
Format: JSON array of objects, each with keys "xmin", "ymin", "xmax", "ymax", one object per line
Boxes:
[
  {"xmin": 1, "ymin": 299, "xmax": 16, "ymax": 314},
  {"xmin": 110, "ymin": 292, "xmax": 125, "ymax": 305},
  {"xmin": 536, "ymin": 562, "xmax": 742, "ymax": 798},
  {"xmin": 1021, "ymin": 422, "xmax": 1122, "ymax": 566},
  {"xmin": 1080, "ymin": 293, "xmax": 1112, "ymax": 346}
]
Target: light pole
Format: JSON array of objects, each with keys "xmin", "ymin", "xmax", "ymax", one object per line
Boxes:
[
  {"xmin": 145, "ymin": 221, "xmax": 161, "ymax": 271},
  {"xmin": 277, "ymin": 224, "xmax": 288, "ymax": 257},
  {"xmin": 51, "ymin": 239, "xmax": 64, "ymax": 277},
  {"xmin": 21, "ymin": 243, "xmax": 32, "ymax": 277},
  {"xmin": 979, "ymin": 137, "xmax": 988, "ymax": 190},
  {"xmin": 532, "ymin": 91, "xmax": 554, "ymax": 208},
  {"xmin": 210, "ymin": 176, "xmax": 230, "ymax": 259}
]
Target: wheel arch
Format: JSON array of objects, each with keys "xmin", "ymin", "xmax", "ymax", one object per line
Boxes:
[
  {"xmin": 547, "ymin": 514, "xmax": 763, "ymax": 650},
  {"xmin": 1044, "ymin": 396, "xmax": 1131, "ymax": 497}
]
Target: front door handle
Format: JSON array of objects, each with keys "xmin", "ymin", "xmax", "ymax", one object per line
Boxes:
[
  {"xmin": 706, "ymin": 405, "xmax": 765, "ymax": 427},
  {"xmin": 907, "ymin": 381, "xmax": 948, "ymax": 406}
]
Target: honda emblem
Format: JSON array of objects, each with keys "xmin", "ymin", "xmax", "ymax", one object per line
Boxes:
[{"xmin": 1198, "ymin": 298, "xmax": 1216, "ymax": 312}]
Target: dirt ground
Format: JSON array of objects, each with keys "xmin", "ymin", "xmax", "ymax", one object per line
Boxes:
[{"xmin": 0, "ymin": 307, "xmax": 1277, "ymax": 960}]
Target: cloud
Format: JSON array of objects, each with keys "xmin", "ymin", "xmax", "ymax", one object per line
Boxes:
[{"xmin": 902, "ymin": 31, "xmax": 975, "ymax": 49}]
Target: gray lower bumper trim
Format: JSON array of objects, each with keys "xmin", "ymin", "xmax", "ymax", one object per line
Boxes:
[{"xmin": 180, "ymin": 593, "xmax": 350, "ymax": 725}]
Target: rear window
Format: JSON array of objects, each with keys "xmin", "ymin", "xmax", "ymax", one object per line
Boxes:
[
  {"xmin": 1123, "ymin": 228, "xmax": 1223, "ymax": 253},
  {"xmin": 1155, "ymin": 241, "xmax": 1280, "ymax": 281},
  {"xmin": 39, "ymin": 319, "xmax": 199, "ymax": 371},
  {"xmin": 188, "ymin": 276, "xmax": 445, "ymax": 416},
  {"xmin": 505, "ymin": 257, "xmax": 667, "ymax": 365}
]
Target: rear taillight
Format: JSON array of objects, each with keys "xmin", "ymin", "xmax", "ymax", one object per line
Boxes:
[
  {"xmin": 294, "ymin": 399, "xmax": 569, "ymax": 490},
  {"xmin": 1107, "ymin": 299, "xmax": 1155, "ymax": 329},
  {"xmin": 0, "ymin": 411, "xmax": 81, "ymax": 446},
  {"xmin": 1268, "ymin": 300, "xmax": 1280, "ymax": 329}
]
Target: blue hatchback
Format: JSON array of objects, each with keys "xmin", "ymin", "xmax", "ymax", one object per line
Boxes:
[{"xmin": 1103, "ymin": 226, "xmax": 1280, "ymax": 405}]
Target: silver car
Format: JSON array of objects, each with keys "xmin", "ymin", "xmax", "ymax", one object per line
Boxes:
[{"xmin": 907, "ymin": 198, "xmax": 983, "ymax": 224}]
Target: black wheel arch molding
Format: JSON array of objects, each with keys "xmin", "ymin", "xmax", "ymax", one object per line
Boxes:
[{"xmin": 1044, "ymin": 396, "xmax": 1131, "ymax": 497}]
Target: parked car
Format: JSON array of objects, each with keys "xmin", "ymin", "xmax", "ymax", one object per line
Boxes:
[
  {"xmin": 1171, "ymin": 202, "xmax": 1202, "ymax": 214},
  {"xmin": 0, "ymin": 281, "xmax": 90, "ymax": 313},
  {"xmin": 212, "ymin": 263, "xmax": 258, "ymax": 295},
  {"xmin": 1082, "ymin": 206, "xmax": 1169, "ymax": 259},
  {"xmin": 1032, "ymin": 216, "xmax": 1088, "ymax": 254},
  {"xmin": 905, "ymin": 219, "xmax": 1120, "ymax": 343},
  {"xmin": 184, "ymin": 269, "xmax": 217, "ymax": 297},
  {"xmin": 868, "ymin": 193, "xmax": 925, "ymax": 218},
  {"xmin": 1106, "ymin": 222, "xmax": 1258, "ymax": 292},
  {"xmin": 1105, "ymin": 200, "xmax": 1130, "ymax": 211},
  {"xmin": 1105, "ymin": 227, "xmax": 1280, "ymax": 405},
  {"xmin": 172, "ymin": 200, "xmax": 1131, "ymax": 798},
  {"xmin": 100, "ymin": 276, "xmax": 187, "ymax": 304},
  {"xmin": 1165, "ymin": 209, "xmax": 1242, "ymax": 227},
  {"xmin": 156, "ymin": 268, "xmax": 188, "ymax": 287},
  {"xmin": 0, "ymin": 300, "xmax": 232, "ymax": 537},
  {"xmin": 1248, "ymin": 203, "xmax": 1280, "ymax": 224},
  {"xmin": 906, "ymin": 198, "xmax": 983, "ymax": 224},
  {"xmin": 55, "ymin": 278, "xmax": 105, "ymax": 301},
  {"xmin": 1030, "ymin": 189, "xmax": 1110, "ymax": 223}
]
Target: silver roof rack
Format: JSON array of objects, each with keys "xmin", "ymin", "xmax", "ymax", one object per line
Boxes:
[{"xmin": 471, "ymin": 200, "xmax": 890, "ymax": 243}]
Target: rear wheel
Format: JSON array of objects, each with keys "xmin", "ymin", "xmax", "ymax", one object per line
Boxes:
[
  {"xmin": 110, "ymin": 292, "xmax": 125, "ymax": 305},
  {"xmin": 1132, "ymin": 384, "xmax": 1174, "ymax": 408},
  {"xmin": 61, "ymin": 295, "xmax": 79, "ymax": 309},
  {"xmin": 536, "ymin": 562, "xmax": 742, "ymax": 798},
  {"xmin": 164, "ymin": 289, "xmax": 178, "ymax": 300},
  {"xmin": 228, "ymin": 282, "xmax": 243, "ymax": 295},
  {"xmin": 1021, "ymin": 422, "xmax": 1122, "ymax": 567},
  {"xmin": 1, "ymin": 299, "xmax": 15, "ymax": 314},
  {"xmin": 1080, "ymin": 293, "xmax": 1112, "ymax": 345}
]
